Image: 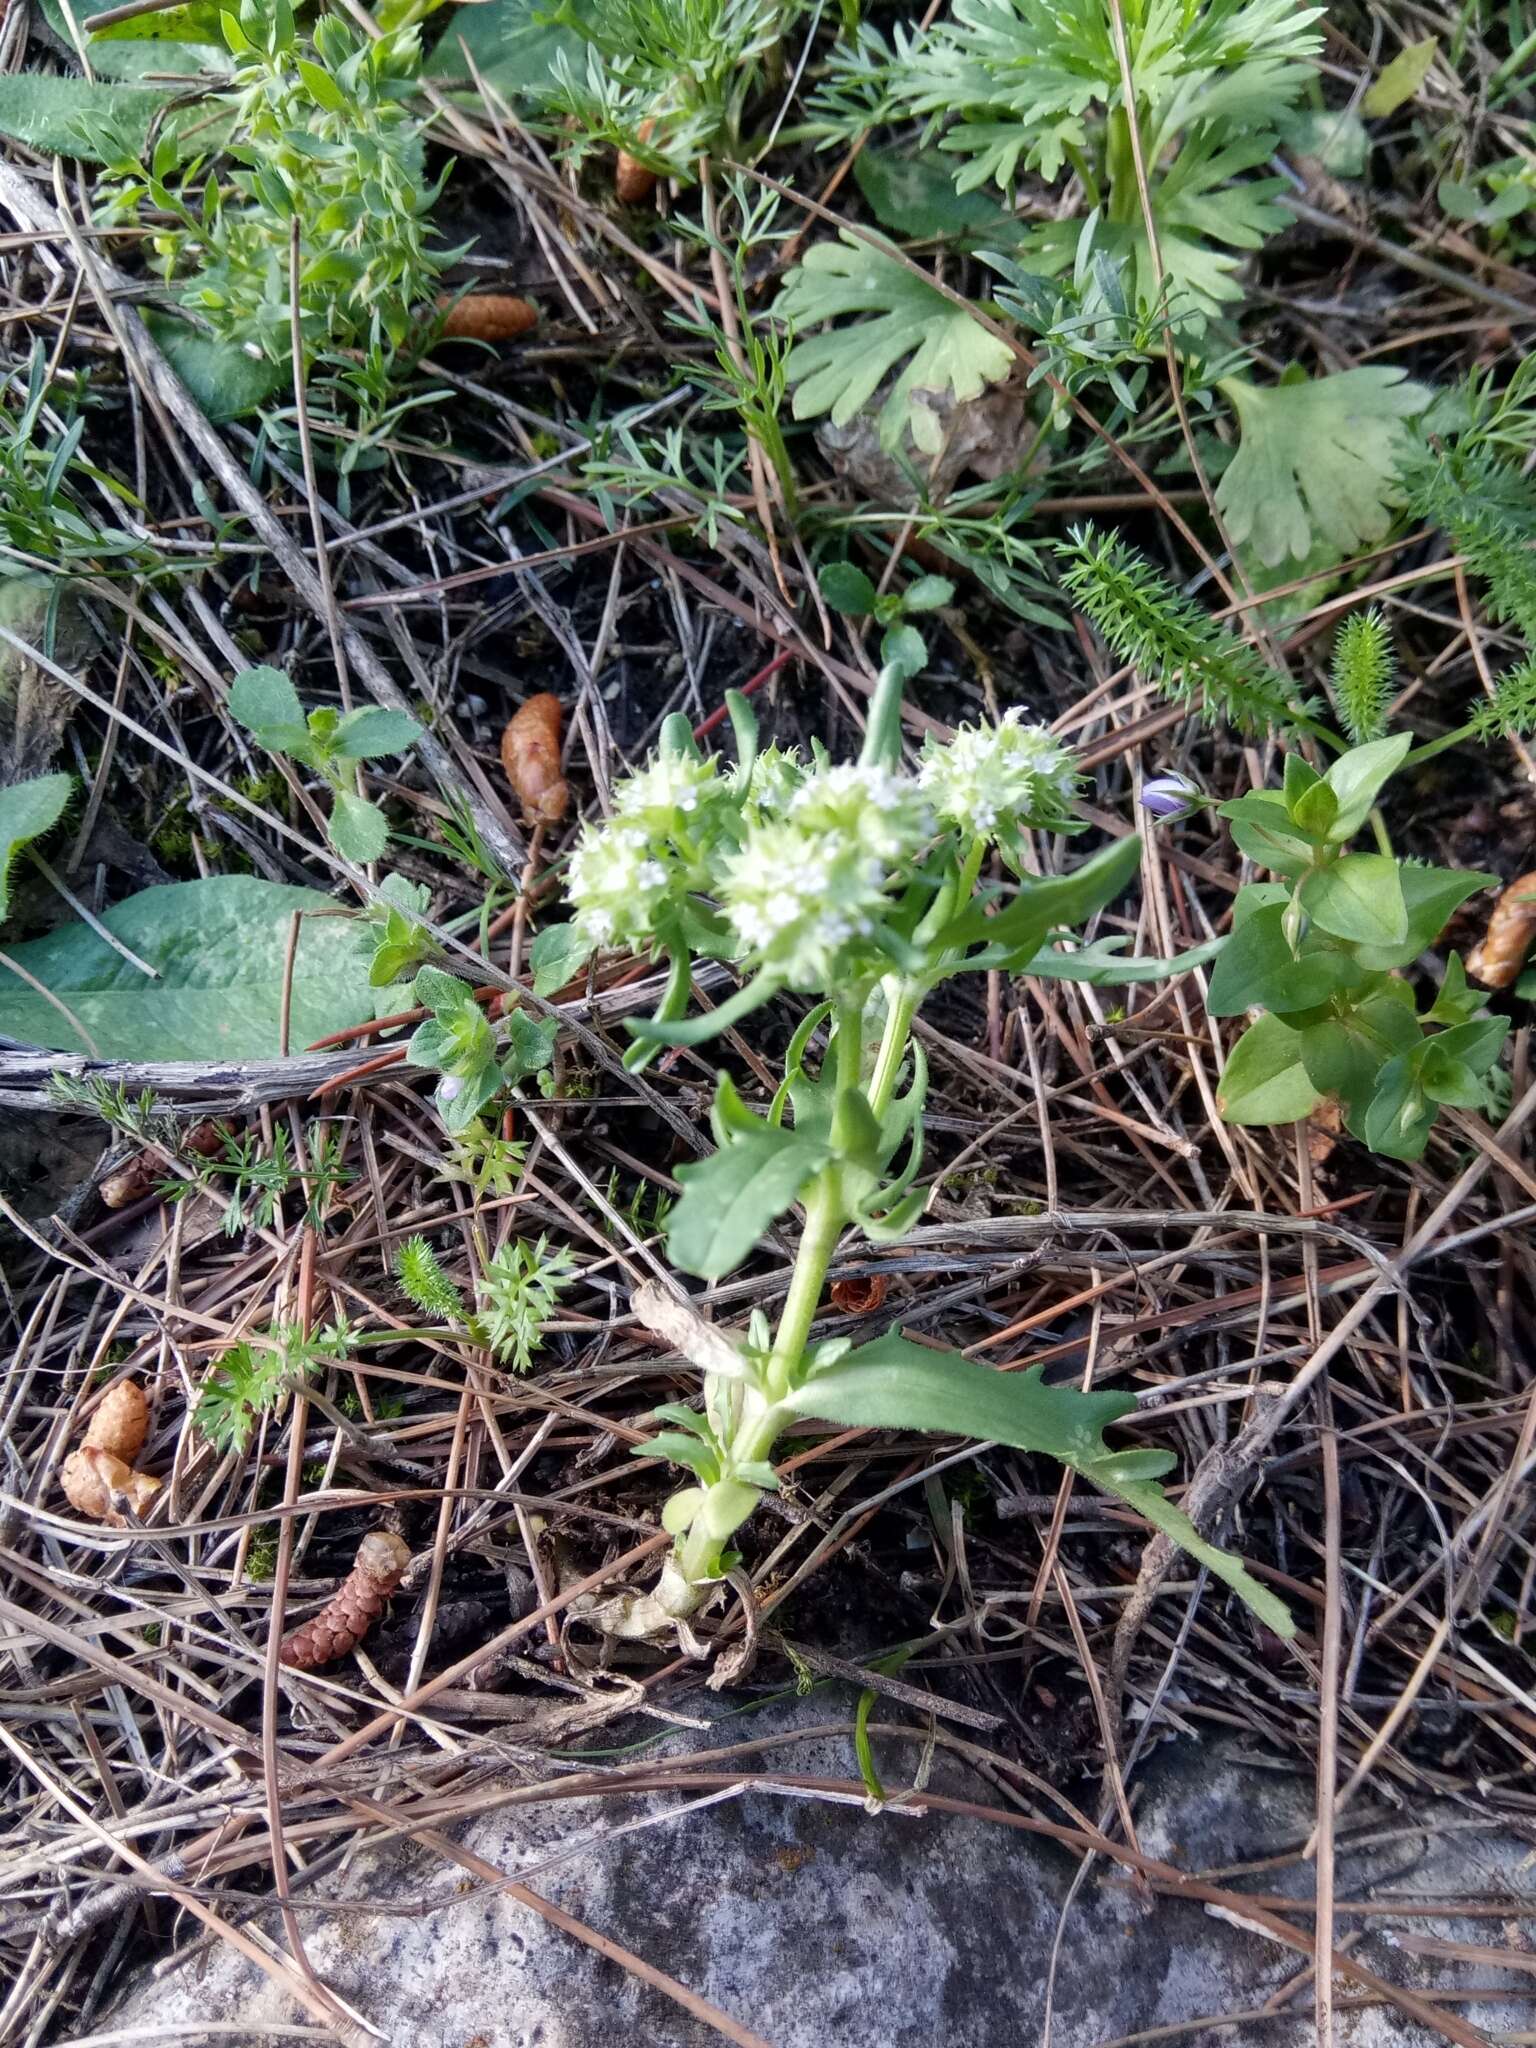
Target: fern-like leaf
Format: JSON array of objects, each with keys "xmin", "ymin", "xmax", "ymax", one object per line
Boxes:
[
  {"xmin": 394, "ymin": 1236, "xmax": 466, "ymax": 1320},
  {"xmin": 1054, "ymin": 525, "xmax": 1311, "ymax": 735},
  {"xmin": 1330, "ymin": 608, "xmax": 1394, "ymax": 744},
  {"xmin": 1470, "ymin": 656, "xmax": 1536, "ymax": 742}
]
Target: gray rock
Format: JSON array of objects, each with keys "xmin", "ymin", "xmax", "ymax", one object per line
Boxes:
[{"xmin": 105, "ymin": 1702, "xmax": 1536, "ymax": 2048}]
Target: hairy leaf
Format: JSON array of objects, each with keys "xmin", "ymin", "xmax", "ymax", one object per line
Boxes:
[{"xmin": 0, "ymin": 772, "xmax": 72, "ymax": 922}]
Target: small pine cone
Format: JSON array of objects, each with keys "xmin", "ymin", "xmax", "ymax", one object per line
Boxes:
[
  {"xmin": 501, "ymin": 692, "xmax": 570, "ymax": 824},
  {"xmin": 435, "ymin": 293, "xmax": 538, "ymax": 342},
  {"xmin": 830, "ymin": 1272, "xmax": 888, "ymax": 1314},
  {"xmin": 61, "ymin": 1447, "xmax": 163, "ymax": 1524},
  {"xmin": 615, "ymin": 118, "xmax": 658, "ymax": 204},
  {"xmin": 84, "ymin": 1379, "xmax": 150, "ymax": 1462},
  {"xmin": 278, "ymin": 1530, "xmax": 411, "ymax": 1670},
  {"xmin": 1466, "ymin": 871, "xmax": 1536, "ymax": 989}
]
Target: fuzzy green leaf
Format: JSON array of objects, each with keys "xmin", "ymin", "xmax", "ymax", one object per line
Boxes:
[
  {"xmin": 529, "ymin": 921, "xmax": 595, "ymax": 997},
  {"xmin": 0, "ymin": 772, "xmax": 72, "ymax": 922},
  {"xmin": 0, "ymin": 74, "xmax": 174, "ymax": 161},
  {"xmin": 331, "ymin": 706, "xmax": 422, "ymax": 759},
  {"xmin": 1216, "ymin": 369, "xmax": 1430, "ymax": 568},
  {"xmin": 143, "ymin": 312, "xmax": 287, "ymax": 423},
  {"xmin": 778, "ymin": 233, "xmax": 1014, "ymax": 455},
  {"xmin": 328, "ymin": 789, "xmax": 391, "ymax": 864},
  {"xmin": 1362, "ymin": 36, "xmax": 1437, "ymax": 117}
]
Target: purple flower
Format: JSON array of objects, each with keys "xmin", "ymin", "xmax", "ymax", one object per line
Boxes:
[{"xmin": 1139, "ymin": 774, "xmax": 1201, "ymax": 822}]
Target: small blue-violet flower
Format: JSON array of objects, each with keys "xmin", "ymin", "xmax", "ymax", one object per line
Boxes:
[{"xmin": 1139, "ymin": 773, "xmax": 1202, "ymax": 822}]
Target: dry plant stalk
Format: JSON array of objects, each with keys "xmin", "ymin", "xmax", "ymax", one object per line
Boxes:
[
  {"xmin": 60, "ymin": 1380, "xmax": 162, "ymax": 1523},
  {"xmin": 100, "ymin": 1118, "xmax": 225, "ymax": 1210},
  {"xmin": 501, "ymin": 692, "xmax": 570, "ymax": 824},
  {"xmin": 278, "ymin": 1530, "xmax": 411, "ymax": 1669},
  {"xmin": 1466, "ymin": 871, "xmax": 1536, "ymax": 988},
  {"xmin": 435, "ymin": 293, "xmax": 538, "ymax": 341},
  {"xmin": 615, "ymin": 120, "xmax": 657, "ymax": 204}
]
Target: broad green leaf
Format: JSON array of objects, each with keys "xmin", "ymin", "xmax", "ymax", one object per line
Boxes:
[
  {"xmin": 1300, "ymin": 854, "xmax": 1407, "ymax": 947},
  {"xmin": 787, "ymin": 1331, "xmax": 1293, "ymax": 1635},
  {"xmin": 1353, "ymin": 865, "xmax": 1498, "ymax": 971},
  {"xmin": 1219, "ymin": 790, "xmax": 1315, "ymax": 877},
  {"xmin": 327, "ymin": 791, "xmax": 390, "ymax": 863},
  {"xmin": 413, "ymin": 965, "xmax": 474, "ymax": 1015},
  {"xmin": 668, "ymin": 1127, "xmax": 830, "ymax": 1280},
  {"xmin": 37, "ymin": 0, "xmax": 228, "ymax": 74},
  {"xmin": 90, "ymin": 0, "xmax": 227, "ymax": 43},
  {"xmin": 1319, "ymin": 732, "xmax": 1412, "ymax": 841},
  {"xmin": 902, "ymin": 575, "xmax": 954, "ymax": 612},
  {"xmin": 1206, "ymin": 904, "xmax": 1364, "ymax": 1017},
  {"xmin": 0, "ymin": 772, "xmax": 72, "ymax": 922},
  {"xmin": 501, "ymin": 1006, "xmax": 559, "ymax": 1079},
  {"xmin": 0, "ymin": 74, "xmax": 174, "ymax": 161},
  {"xmin": 331, "ymin": 706, "xmax": 422, "ymax": 759},
  {"xmin": 881, "ymin": 622, "xmax": 927, "ymax": 679},
  {"xmin": 1300, "ymin": 985, "xmax": 1419, "ymax": 1131},
  {"xmin": 228, "ymin": 664, "xmax": 303, "ymax": 735},
  {"xmin": 778, "ymin": 233, "xmax": 1014, "ymax": 455},
  {"xmin": 529, "ymin": 921, "xmax": 595, "ymax": 997},
  {"xmin": 1362, "ymin": 36, "xmax": 1438, "ymax": 117},
  {"xmin": 1278, "ymin": 104, "xmax": 1369, "ymax": 175},
  {"xmin": 0, "ymin": 876, "xmax": 374, "ymax": 1056},
  {"xmin": 1217, "ymin": 1012, "xmax": 1321, "ymax": 1125},
  {"xmin": 852, "ymin": 151, "xmax": 1017, "ymax": 241},
  {"xmin": 1361, "ymin": 1055, "xmax": 1434, "ymax": 1160},
  {"xmin": 1215, "ymin": 369, "xmax": 1431, "ymax": 568},
  {"xmin": 423, "ymin": 0, "xmax": 590, "ymax": 94},
  {"xmin": 818, "ymin": 561, "xmax": 877, "ymax": 616},
  {"xmin": 143, "ymin": 311, "xmax": 287, "ymax": 423}
]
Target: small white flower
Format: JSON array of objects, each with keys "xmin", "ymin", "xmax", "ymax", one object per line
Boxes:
[
  {"xmin": 919, "ymin": 711, "xmax": 1078, "ymax": 839},
  {"xmin": 745, "ymin": 744, "xmax": 805, "ymax": 817}
]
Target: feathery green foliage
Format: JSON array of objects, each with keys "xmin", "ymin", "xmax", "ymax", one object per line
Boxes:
[
  {"xmin": 1330, "ymin": 609, "xmax": 1395, "ymax": 745},
  {"xmin": 1054, "ymin": 525, "xmax": 1310, "ymax": 734},
  {"xmin": 195, "ymin": 1319, "xmax": 354, "ymax": 1453},
  {"xmin": 394, "ymin": 1236, "xmax": 466, "ymax": 1320},
  {"xmin": 478, "ymin": 1236, "xmax": 576, "ymax": 1373}
]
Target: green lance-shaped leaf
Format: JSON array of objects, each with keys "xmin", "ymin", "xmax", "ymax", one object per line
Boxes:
[
  {"xmin": 784, "ymin": 1331, "xmax": 1293, "ymax": 1636},
  {"xmin": 667, "ymin": 1126, "xmax": 832, "ymax": 1281}
]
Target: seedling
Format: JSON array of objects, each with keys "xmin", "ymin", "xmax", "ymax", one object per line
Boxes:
[{"xmin": 227, "ymin": 665, "xmax": 422, "ymax": 863}]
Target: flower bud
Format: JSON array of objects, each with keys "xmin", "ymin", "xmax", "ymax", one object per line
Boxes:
[{"xmin": 1138, "ymin": 773, "xmax": 1201, "ymax": 821}]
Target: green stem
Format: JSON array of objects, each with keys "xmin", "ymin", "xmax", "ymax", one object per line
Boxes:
[
  {"xmin": 868, "ymin": 977, "xmax": 919, "ymax": 1119},
  {"xmin": 762, "ymin": 1170, "xmax": 846, "ymax": 1404}
]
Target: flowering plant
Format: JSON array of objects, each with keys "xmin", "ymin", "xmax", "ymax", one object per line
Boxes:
[{"xmin": 561, "ymin": 669, "xmax": 1293, "ymax": 1640}]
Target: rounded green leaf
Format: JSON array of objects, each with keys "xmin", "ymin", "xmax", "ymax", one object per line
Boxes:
[{"xmin": 1217, "ymin": 1013, "xmax": 1321, "ymax": 1125}]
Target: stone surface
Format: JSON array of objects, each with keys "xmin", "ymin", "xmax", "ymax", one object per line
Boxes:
[{"xmin": 107, "ymin": 1701, "xmax": 1536, "ymax": 2048}]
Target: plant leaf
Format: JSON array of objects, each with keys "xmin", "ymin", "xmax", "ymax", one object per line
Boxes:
[
  {"xmin": 0, "ymin": 772, "xmax": 72, "ymax": 922},
  {"xmin": 1299, "ymin": 853, "xmax": 1407, "ymax": 947},
  {"xmin": 143, "ymin": 311, "xmax": 288, "ymax": 423},
  {"xmin": 331, "ymin": 706, "xmax": 423, "ymax": 759},
  {"xmin": 228, "ymin": 665, "xmax": 303, "ymax": 736},
  {"xmin": 1362, "ymin": 36, "xmax": 1437, "ymax": 117},
  {"xmin": 328, "ymin": 789, "xmax": 391, "ymax": 864},
  {"xmin": 529, "ymin": 921, "xmax": 595, "ymax": 996},
  {"xmin": 787, "ymin": 1331, "xmax": 1292, "ymax": 1635},
  {"xmin": 778, "ymin": 233, "xmax": 1014, "ymax": 455},
  {"xmin": 1217, "ymin": 1012, "xmax": 1321, "ymax": 1125},
  {"xmin": 0, "ymin": 876, "xmax": 375, "ymax": 1057},
  {"xmin": 0, "ymin": 74, "xmax": 175, "ymax": 161},
  {"xmin": 1215, "ymin": 369, "xmax": 1430, "ymax": 568},
  {"xmin": 667, "ymin": 1127, "xmax": 830, "ymax": 1280}
]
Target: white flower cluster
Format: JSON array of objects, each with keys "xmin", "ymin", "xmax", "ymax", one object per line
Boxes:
[
  {"xmin": 566, "ymin": 823, "xmax": 673, "ymax": 948},
  {"xmin": 613, "ymin": 752, "xmax": 722, "ymax": 830},
  {"xmin": 721, "ymin": 763, "xmax": 931, "ymax": 987},
  {"xmin": 918, "ymin": 711, "xmax": 1078, "ymax": 839}
]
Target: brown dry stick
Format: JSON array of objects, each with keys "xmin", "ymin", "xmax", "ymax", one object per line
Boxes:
[
  {"xmin": 1466, "ymin": 870, "xmax": 1536, "ymax": 989},
  {"xmin": 279, "ymin": 1531, "xmax": 411, "ymax": 1670},
  {"xmin": 501, "ymin": 691, "xmax": 570, "ymax": 825}
]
